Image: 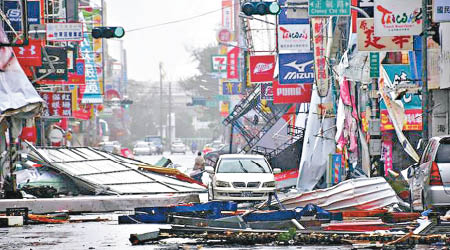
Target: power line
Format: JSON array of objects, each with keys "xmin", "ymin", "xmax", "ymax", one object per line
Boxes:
[{"xmin": 127, "ymin": 2, "xmax": 239, "ymax": 33}]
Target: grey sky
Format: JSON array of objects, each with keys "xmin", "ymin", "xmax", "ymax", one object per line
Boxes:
[{"xmin": 106, "ymin": 0, "xmax": 222, "ymax": 82}]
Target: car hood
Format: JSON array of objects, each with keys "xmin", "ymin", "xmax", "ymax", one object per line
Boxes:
[{"xmin": 215, "ymin": 172, "xmax": 275, "ymax": 183}]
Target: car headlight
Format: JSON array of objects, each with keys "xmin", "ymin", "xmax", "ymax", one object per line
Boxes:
[
  {"xmin": 262, "ymin": 181, "xmax": 276, "ymax": 188},
  {"xmin": 215, "ymin": 180, "xmax": 230, "ymax": 187}
]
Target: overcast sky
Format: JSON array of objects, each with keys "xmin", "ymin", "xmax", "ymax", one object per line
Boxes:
[{"xmin": 105, "ymin": 0, "xmax": 222, "ymax": 82}]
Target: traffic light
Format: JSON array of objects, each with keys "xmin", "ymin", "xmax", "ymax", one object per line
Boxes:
[
  {"xmin": 92, "ymin": 27, "xmax": 125, "ymax": 39},
  {"xmin": 241, "ymin": 1, "xmax": 281, "ymax": 16}
]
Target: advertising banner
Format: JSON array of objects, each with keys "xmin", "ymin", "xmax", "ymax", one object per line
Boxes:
[
  {"xmin": 222, "ymin": 0, "xmax": 234, "ymax": 31},
  {"xmin": 211, "ymin": 55, "xmax": 227, "ymax": 72},
  {"xmin": 381, "ymin": 132, "xmax": 393, "ymax": 176},
  {"xmin": 273, "ymin": 81, "xmax": 312, "ymax": 104},
  {"xmin": 357, "ymin": 18, "xmax": 413, "ymax": 51},
  {"xmin": 311, "ymin": 18, "xmax": 329, "ymax": 97},
  {"xmin": 40, "ymin": 92, "xmax": 72, "ymax": 117},
  {"xmin": 440, "ymin": 23, "xmax": 450, "ymax": 89},
  {"xmin": 4, "ymin": 0, "xmax": 40, "ymax": 32},
  {"xmin": 374, "ymin": 0, "xmax": 422, "ymax": 36},
  {"xmin": 433, "ymin": 0, "xmax": 450, "ymax": 22},
  {"xmin": 68, "ymin": 58, "xmax": 86, "ymax": 85},
  {"xmin": 36, "ymin": 46, "xmax": 68, "ymax": 81},
  {"xmin": 260, "ymin": 82, "xmax": 274, "ymax": 101},
  {"xmin": 46, "ymin": 23, "xmax": 83, "ymax": 42},
  {"xmin": 12, "ymin": 38, "xmax": 42, "ymax": 66},
  {"xmin": 278, "ymin": 0, "xmax": 309, "ymax": 24},
  {"xmin": 227, "ymin": 46, "xmax": 239, "ymax": 79},
  {"xmin": 249, "ymin": 55, "xmax": 275, "ymax": 82},
  {"xmin": 278, "ymin": 23, "xmax": 311, "ymax": 52},
  {"xmin": 379, "ymin": 64, "xmax": 422, "ymax": 131},
  {"xmin": 279, "ymin": 52, "xmax": 314, "ymax": 84},
  {"xmin": 221, "ymin": 81, "xmax": 243, "ymax": 95}
]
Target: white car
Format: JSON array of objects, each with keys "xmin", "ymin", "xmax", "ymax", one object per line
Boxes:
[
  {"xmin": 206, "ymin": 154, "xmax": 281, "ymax": 201},
  {"xmin": 171, "ymin": 140, "xmax": 186, "ymax": 154},
  {"xmin": 133, "ymin": 141, "xmax": 152, "ymax": 155}
]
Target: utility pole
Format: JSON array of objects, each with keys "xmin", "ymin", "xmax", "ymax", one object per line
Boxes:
[
  {"xmin": 168, "ymin": 81, "xmax": 172, "ymax": 146},
  {"xmin": 421, "ymin": 0, "xmax": 429, "ymax": 143},
  {"xmin": 159, "ymin": 62, "xmax": 163, "ymax": 139}
]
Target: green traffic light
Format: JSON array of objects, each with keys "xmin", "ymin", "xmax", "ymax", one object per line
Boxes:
[
  {"xmin": 268, "ymin": 2, "xmax": 280, "ymax": 14},
  {"xmin": 114, "ymin": 27, "xmax": 125, "ymax": 38}
]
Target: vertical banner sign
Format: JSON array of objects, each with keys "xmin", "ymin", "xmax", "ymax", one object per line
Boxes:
[
  {"xmin": 279, "ymin": 53, "xmax": 315, "ymax": 84},
  {"xmin": 433, "ymin": 0, "xmax": 450, "ymax": 22},
  {"xmin": 273, "ymin": 80, "xmax": 312, "ymax": 104},
  {"xmin": 222, "ymin": 0, "xmax": 234, "ymax": 31},
  {"xmin": 370, "ymin": 52, "xmax": 380, "ymax": 78},
  {"xmin": 373, "ymin": 0, "xmax": 422, "ymax": 36},
  {"xmin": 12, "ymin": 38, "xmax": 42, "ymax": 66},
  {"xmin": 80, "ymin": 11, "xmax": 103, "ymax": 104},
  {"xmin": 382, "ymin": 132, "xmax": 393, "ymax": 176},
  {"xmin": 260, "ymin": 82, "xmax": 274, "ymax": 101},
  {"xmin": 309, "ymin": 0, "xmax": 351, "ymax": 16},
  {"xmin": 311, "ymin": 18, "xmax": 329, "ymax": 97},
  {"xmin": 249, "ymin": 55, "xmax": 276, "ymax": 82},
  {"xmin": 227, "ymin": 46, "xmax": 239, "ymax": 79},
  {"xmin": 357, "ymin": 18, "xmax": 413, "ymax": 51},
  {"xmin": 211, "ymin": 55, "xmax": 227, "ymax": 72},
  {"xmin": 278, "ymin": 22, "xmax": 311, "ymax": 51},
  {"xmin": 330, "ymin": 154, "xmax": 343, "ymax": 185},
  {"xmin": 40, "ymin": 92, "xmax": 72, "ymax": 117}
]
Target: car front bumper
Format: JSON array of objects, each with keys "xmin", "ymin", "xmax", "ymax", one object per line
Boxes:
[{"xmin": 212, "ymin": 187, "xmax": 275, "ymax": 201}]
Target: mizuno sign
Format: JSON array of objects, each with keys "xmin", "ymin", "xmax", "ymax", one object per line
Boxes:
[{"xmin": 279, "ymin": 53, "xmax": 315, "ymax": 84}]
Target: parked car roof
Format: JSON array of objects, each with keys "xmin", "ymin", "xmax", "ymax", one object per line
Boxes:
[{"xmin": 219, "ymin": 154, "xmax": 265, "ymax": 159}]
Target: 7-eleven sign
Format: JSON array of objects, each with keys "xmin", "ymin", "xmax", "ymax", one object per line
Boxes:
[{"xmin": 211, "ymin": 55, "xmax": 227, "ymax": 72}]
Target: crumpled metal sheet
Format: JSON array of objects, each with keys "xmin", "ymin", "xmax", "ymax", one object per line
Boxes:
[{"xmin": 282, "ymin": 177, "xmax": 399, "ymax": 210}]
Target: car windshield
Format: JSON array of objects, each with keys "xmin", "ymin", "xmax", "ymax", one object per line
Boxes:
[
  {"xmin": 145, "ymin": 137, "xmax": 162, "ymax": 145},
  {"xmin": 217, "ymin": 158, "xmax": 271, "ymax": 173},
  {"xmin": 436, "ymin": 142, "xmax": 450, "ymax": 163}
]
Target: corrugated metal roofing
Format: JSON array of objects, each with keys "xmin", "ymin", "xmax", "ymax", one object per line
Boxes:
[{"xmin": 27, "ymin": 146, "xmax": 206, "ymax": 195}]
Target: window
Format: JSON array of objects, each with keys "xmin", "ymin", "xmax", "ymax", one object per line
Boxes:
[
  {"xmin": 436, "ymin": 142, "xmax": 450, "ymax": 163},
  {"xmin": 217, "ymin": 158, "xmax": 271, "ymax": 173}
]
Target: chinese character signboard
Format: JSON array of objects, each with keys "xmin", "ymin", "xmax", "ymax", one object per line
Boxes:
[
  {"xmin": 379, "ymin": 64, "xmax": 422, "ymax": 131},
  {"xmin": 222, "ymin": 81, "xmax": 243, "ymax": 95},
  {"xmin": 260, "ymin": 82, "xmax": 274, "ymax": 101},
  {"xmin": 374, "ymin": 0, "xmax": 422, "ymax": 36},
  {"xmin": 227, "ymin": 46, "xmax": 239, "ymax": 79},
  {"xmin": 370, "ymin": 52, "xmax": 380, "ymax": 78},
  {"xmin": 357, "ymin": 18, "xmax": 413, "ymax": 51},
  {"xmin": 222, "ymin": 0, "xmax": 234, "ymax": 31},
  {"xmin": 46, "ymin": 23, "xmax": 83, "ymax": 42},
  {"xmin": 278, "ymin": 23, "xmax": 310, "ymax": 52},
  {"xmin": 36, "ymin": 46, "xmax": 68, "ymax": 81},
  {"xmin": 309, "ymin": 0, "xmax": 351, "ymax": 16},
  {"xmin": 249, "ymin": 55, "xmax": 276, "ymax": 82},
  {"xmin": 279, "ymin": 53, "xmax": 314, "ymax": 84},
  {"xmin": 273, "ymin": 81, "xmax": 312, "ymax": 104},
  {"xmin": 381, "ymin": 132, "xmax": 393, "ymax": 176},
  {"xmin": 433, "ymin": 0, "xmax": 450, "ymax": 22},
  {"xmin": 211, "ymin": 55, "xmax": 227, "ymax": 72},
  {"xmin": 311, "ymin": 18, "xmax": 329, "ymax": 97},
  {"xmin": 40, "ymin": 92, "xmax": 72, "ymax": 117},
  {"xmin": 12, "ymin": 38, "xmax": 42, "ymax": 66}
]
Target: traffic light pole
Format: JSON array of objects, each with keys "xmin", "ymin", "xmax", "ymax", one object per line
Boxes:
[{"xmin": 159, "ymin": 62, "xmax": 164, "ymax": 140}]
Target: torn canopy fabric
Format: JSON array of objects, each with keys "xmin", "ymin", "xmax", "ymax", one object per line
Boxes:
[
  {"xmin": 26, "ymin": 146, "xmax": 206, "ymax": 195},
  {"xmin": 0, "ymin": 26, "xmax": 43, "ymax": 116}
]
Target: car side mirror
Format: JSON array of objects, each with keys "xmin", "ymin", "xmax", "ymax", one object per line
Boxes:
[
  {"xmin": 205, "ymin": 166, "xmax": 214, "ymax": 174},
  {"xmin": 273, "ymin": 168, "xmax": 281, "ymax": 174}
]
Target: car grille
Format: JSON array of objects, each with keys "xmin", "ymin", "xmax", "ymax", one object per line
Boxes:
[
  {"xmin": 228, "ymin": 192, "xmax": 266, "ymax": 197},
  {"xmin": 232, "ymin": 182, "xmax": 261, "ymax": 188},
  {"xmin": 247, "ymin": 182, "xmax": 260, "ymax": 188},
  {"xmin": 232, "ymin": 182, "xmax": 246, "ymax": 188}
]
